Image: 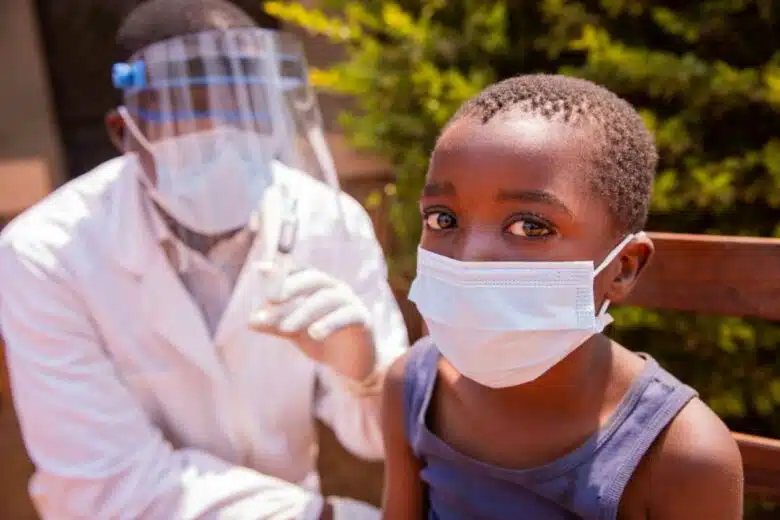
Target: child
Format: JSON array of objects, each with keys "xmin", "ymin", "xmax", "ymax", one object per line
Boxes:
[{"xmin": 381, "ymin": 75, "xmax": 743, "ymax": 520}]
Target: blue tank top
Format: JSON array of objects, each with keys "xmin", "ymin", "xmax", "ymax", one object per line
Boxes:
[{"xmin": 403, "ymin": 338, "xmax": 697, "ymax": 520}]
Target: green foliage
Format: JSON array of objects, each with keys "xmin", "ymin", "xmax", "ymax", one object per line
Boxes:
[{"xmin": 268, "ymin": 0, "xmax": 780, "ymax": 440}]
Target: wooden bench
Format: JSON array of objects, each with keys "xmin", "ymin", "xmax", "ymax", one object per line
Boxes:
[{"xmin": 621, "ymin": 232, "xmax": 780, "ymax": 501}]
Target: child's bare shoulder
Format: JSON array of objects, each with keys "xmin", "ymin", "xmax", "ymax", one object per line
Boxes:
[
  {"xmin": 656, "ymin": 396, "xmax": 742, "ymax": 475},
  {"xmin": 644, "ymin": 394, "xmax": 743, "ymax": 517},
  {"xmin": 611, "ymin": 342, "xmax": 742, "ymax": 517}
]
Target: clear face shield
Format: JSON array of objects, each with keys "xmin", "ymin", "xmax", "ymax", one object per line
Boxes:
[{"xmin": 112, "ymin": 28, "xmax": 345, "ymax": 238}]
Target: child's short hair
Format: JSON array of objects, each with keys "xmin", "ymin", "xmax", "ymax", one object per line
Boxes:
[
  {"xmin": 116, "ymin": 0, "xmax": 263, "ymax": 60},
  {"xmin": 446, "ymin": 74, "xmax": 658, "ymax": 234}
]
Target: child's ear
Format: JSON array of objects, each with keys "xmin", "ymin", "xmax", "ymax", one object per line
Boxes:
[{"xmin": 604, "ymin": 233, "xmax": 654, "ymax": 304}]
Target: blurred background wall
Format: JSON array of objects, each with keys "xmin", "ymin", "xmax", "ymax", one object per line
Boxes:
[{"xmin": 0, "ymin": 0, "xmax": 63, "ymax": 227}]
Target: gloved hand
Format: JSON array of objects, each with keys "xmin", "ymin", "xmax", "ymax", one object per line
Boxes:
[
  {"xmin": 327, "ymin": 497, "xmax": 380, "ymax": 520},
  {"xmin": 249, "ymin": 262, "xmax": 376, "ymax": 381}
]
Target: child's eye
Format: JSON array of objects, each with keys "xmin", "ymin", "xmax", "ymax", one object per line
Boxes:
[
  {"xmin": 507, "ymin": 218, "xmax": 553, "ymax": 238},
  {"xmin": 424, "ymin": 211, "xmax": 457, "ymax": 231}
]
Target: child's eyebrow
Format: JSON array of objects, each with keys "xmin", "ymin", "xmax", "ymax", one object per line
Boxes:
[
  {"xmin": 422, "ymin": 181, "xmax": 455, "ymax": 197},
  {"xmin": 496, "ymin": 188, "xmax": 574, "ymax": 217}
]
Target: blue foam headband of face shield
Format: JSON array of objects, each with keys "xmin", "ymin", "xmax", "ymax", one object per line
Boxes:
[{"xmin": 112, "ymin": 61, "xmax": 147, "ymax": 90}]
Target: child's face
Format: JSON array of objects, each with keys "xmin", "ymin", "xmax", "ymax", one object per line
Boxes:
[{"xmin": 420, "ymin": 112, "xmax": 652, "ymax": 304}]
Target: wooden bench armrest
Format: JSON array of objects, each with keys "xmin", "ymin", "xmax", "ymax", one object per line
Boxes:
[{"xmin": 734, "ymin": 432, "xmax": 780, "ymax": 501}]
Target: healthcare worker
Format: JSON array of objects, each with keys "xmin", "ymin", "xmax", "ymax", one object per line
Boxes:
[{"xmin": 0, "ymin": 1, "xmax": 408, "ymax": 519}]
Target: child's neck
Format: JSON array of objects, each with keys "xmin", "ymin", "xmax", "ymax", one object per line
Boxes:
[{"xmin": 478, "ymin": 334, "xmax": 614, "ymax": 416}]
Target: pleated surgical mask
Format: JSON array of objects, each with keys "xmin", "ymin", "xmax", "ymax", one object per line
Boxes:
[{"xmin": 408, "ymin": 233, "xmax": 639, "ymax": 388}]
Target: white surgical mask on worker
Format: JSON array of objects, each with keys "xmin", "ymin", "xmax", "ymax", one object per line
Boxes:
[
  {"xmin": 119, "ymin": 114, "xmax": 273, "ymax": 234},
  {"xmin": 408, "ymin": 233, "xmax": 639, "ymax": 388},
  {"xmin": 112, "ymin": 27, "xmax": 346, "ymax": 235}
]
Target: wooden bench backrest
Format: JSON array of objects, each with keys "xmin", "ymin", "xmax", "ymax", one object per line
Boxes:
[
  {"xmin": 624, "ymin": 232, "xmax": 780, "ymax": 500},
  {"xmin": 624, "ymin": 232, "xmax": 780, "ymax": 321}
]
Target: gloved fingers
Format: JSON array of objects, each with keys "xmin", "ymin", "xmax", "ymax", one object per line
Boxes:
[
  {"xmin": 252, "ymin": 260, "xmax": 306, "ymax": 281},
  {"xmin": 307, "ymin": 304, "xmax": 370, "ymax": 342},
  {"xmin": 269, "ymin": 268, "xmax": 338, "ymax": 304},
  {"xmin": 248, "ymin": 297, "xmax": 297, "ymax": 330},
  {"xmin": 276, "ymin": 288, "xmax": 346, "ymax": 334}
]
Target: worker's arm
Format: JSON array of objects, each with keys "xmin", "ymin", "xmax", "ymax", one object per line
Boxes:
[
  {"xmin": 311, "ymin": 196, "xmax": 409, "ymax": 461},
  {"xmin": 248, "ymin": 193, "xmax": 408, "ymax": 461},
  {"xmin": 0, "ymin": 238, "xmax": 325, "ymax": 520}
]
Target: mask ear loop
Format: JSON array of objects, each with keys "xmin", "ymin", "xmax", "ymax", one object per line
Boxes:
[
  {"xmin": 117, "ymin": 106, "xmax": 166, "ymax": 197},
  {"xmin": 118, "ymin": 106, "xmax": 155, "ymax": 157},
  {"xmin": 593, "ymin": 232, "xmax": 642, "ymax": 316}
]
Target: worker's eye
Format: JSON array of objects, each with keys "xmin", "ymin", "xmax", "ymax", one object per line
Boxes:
[{"xmin": 423, "ymin": 210, "xmax": 457, "ymax": 231}]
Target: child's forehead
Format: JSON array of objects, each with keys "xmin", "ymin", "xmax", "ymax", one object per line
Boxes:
[
  {"xmin": 438, "ymin": 113, "xmax": 594, "ymax": 153},
  {"xmin": 426, "ymin": 115, "xmax": 609, "ymax": 219},
  {"xmin": 432, "ymin": 115, "xmax": 599, "ymax": 180}
]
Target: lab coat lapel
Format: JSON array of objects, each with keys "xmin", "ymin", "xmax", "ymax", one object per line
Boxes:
[
  {"xmin": 108, "ymin": 159, "xmax": 225, "ymax": 381},
  {"xmin": 213, "ymin": 180, "xmax": 284, "ymax": 347},
  {"xmin": 140, "ymin": 251, "xmax": 225, "ymax": 381}
]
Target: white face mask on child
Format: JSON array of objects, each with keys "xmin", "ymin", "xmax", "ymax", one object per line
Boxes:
[{"xmin": 408, "ymin": 234, "xmax": 639, "ymax": 388}]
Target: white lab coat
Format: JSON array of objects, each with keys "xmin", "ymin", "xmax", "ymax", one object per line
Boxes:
[{"xmin": 0, "ymin": 157, "xmax": 408, "ymax": 519}]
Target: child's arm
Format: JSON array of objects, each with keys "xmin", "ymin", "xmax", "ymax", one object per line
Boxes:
[
  {"xmin": 647, "ymin": 398, "xmax": 743, "ymax": 519},
  {"xmin": 380, "ymin": 353, "xmax": 427, "ymax": 520}
]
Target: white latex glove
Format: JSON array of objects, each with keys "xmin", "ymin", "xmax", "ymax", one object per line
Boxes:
[
  {"xmin": 328, "ymin": 497, "xmax": 381, "ymax": 520},
  {"xmin": 249, "ymin": 262, "xmax": 376, "ymax": 380}
]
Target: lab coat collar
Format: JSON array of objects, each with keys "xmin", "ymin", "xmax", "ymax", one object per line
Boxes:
[
  {"xmin": 107, "ymin": 156, "xmax": 158, "ymax": 276},
  {"xmin": 108, "ymin": 155, "xmax": 279, "ymax": 277},
  {"xmin": 145, "ymin": 194, "xmax": 258, "ymax": 276}
]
